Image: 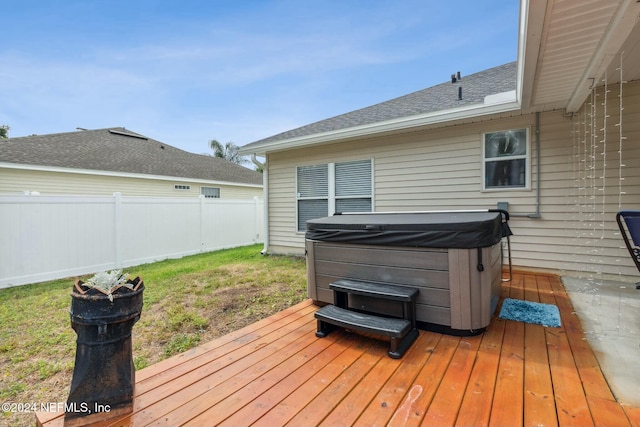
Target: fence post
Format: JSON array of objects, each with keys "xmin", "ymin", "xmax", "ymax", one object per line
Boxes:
[
  {"xmin": 114, "ymin": 192, "xmax": 122, "ymax": 268},
  {"xmin": 199, "ymin": 194, "xmax": 205, "ymax": 253},
  {"xmin": 254, "ymin": 196, "xmax": 260, "ymax": 242}
]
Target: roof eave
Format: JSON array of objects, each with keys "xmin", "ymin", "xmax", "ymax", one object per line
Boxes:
[
  {"xmin": 0, "ymin": 162, "xmax": 263, "ymax": 189},
  {"xmin": 564, "ymin": 0, "xmax": 640, "ymax": 113},
  {"xmin": 517, "ymin": 0, "xmax": 545, "ymax": 111},
  {"xmin": 239, "ymin": 96, "xmax": 521, "ymax": 156}
]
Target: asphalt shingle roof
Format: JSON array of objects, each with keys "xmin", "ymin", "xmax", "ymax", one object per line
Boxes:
[
  {"xmin": 0, "ymin": 127, "xmax": 262, "ymax": 185},
  {"xmin": 243, "ymin": 61, "xmax": 517, "ymax": 149}
]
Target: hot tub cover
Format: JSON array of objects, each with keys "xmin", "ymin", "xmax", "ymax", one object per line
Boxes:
[{"xmin": 305, "ymin": 211, "xmax": 504, "ymax": 248}]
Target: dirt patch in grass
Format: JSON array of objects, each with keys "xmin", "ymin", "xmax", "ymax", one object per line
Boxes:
[
  {"xmin": 0, "ymin": 245, "xmax": 307, "ymax": 427},
  {"xmin": 136, "ymin": 263, "xmax": 306, "ymax": 361}
]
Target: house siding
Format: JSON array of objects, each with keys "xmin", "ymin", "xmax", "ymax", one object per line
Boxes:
[
  {"xmin": 0, "ymin": 168, "xmax": 263, "ymax": 199},
  {"xmin": 266, "ymin": 81, "xmax": 640, "ymax": 280}
]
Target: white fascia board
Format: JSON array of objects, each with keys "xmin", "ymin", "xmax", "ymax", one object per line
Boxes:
[
  {"xmin": 240, "ymin": 97, "xmax": 521, "ymax": 156},
  {"xmin": 0, "ymin": 162, "xmax": 263, "ymax": 189},
  {"xmin": 516, "ymin": 0, "xmax": 539, "ymax": 108}
]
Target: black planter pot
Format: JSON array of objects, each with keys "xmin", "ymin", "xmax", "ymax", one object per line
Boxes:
[{"xmin": 65, "ymin": 276, "xmax": 144, "ymax": 424}]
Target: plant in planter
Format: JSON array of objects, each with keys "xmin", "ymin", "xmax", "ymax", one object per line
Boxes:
[
  {"xmin": 65, "ymin": 270, "xmax": 144, "ymax": 426},
  {"xmin": 78, "ymin": 269, "xmax": 136, "ymax": 301}
]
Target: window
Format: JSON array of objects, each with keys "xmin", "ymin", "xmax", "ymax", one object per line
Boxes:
[
  {"xmin": 174, "ymin": 184, "xmax": 191, "ymax": 190},
  {"xmin": 297, "ymin": 164, "xmax": 328, "ymax": 232},
  {"xmin": 201, "ymin": 187, "xmax": 221, "ymax": 198},
  {"xmin": 483, "ymin": 128, "xmax": 529, "ymax": 190},
  {"xmin": 296, "ymin": 159, "xmax": 372, "ymax": 231}
]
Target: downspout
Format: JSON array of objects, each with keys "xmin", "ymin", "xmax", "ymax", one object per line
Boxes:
[
  {"xmin": 251, "ymin": 154, "xmax": 269, "ymax": 254},
  {"xmin": 530, "ymin": 111, "xmax": 541, "ymax": 218}
]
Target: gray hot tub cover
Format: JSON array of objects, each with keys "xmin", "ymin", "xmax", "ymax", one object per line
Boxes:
[{"xmin": 305, "ymin": 211, "xmax": 505, "ymax": 249}]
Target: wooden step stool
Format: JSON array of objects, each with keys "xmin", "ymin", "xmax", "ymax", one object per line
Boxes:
[{"xmin": 314, "ymin": 279, "xmax": 419, "ymax": 359}]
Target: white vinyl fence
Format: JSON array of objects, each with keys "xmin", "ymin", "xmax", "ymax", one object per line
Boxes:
[{"xmin": 0, "ymin": 193, "xmax": 264, "ymax": 288}]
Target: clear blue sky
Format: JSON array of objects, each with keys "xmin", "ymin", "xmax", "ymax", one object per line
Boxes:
[{"xmin": 1, "ymin": 1, "xmax": 520, "ymax": 155}]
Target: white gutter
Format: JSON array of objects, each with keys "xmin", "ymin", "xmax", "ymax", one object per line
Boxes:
[
  {"xmin": 516, "ymin": 0, "xmax": 541, "ymax": 110},
  {"xmin": 239, "ymin": 94, "xmax": 521, "ymax": 157},
  {"xmin": 0, "ymin": 162, "xmax": 263, "ymax": 189},
  {"xmin": 251, "ymin": 154, "xmax": 269, "ymax": 254}
]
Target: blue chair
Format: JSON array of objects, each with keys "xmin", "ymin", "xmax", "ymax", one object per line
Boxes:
[{"xmin": 616, "ymin": 210, "xmax": 640, "ymax": 289}]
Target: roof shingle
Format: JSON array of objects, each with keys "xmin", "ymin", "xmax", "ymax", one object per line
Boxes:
[
  {"xmin": 243, "ymin": 61, "xmax": 517, "ymax": 149},
  {"xmin": 0, "ymin": 127, "xmax": 262, "ymax": 186}
]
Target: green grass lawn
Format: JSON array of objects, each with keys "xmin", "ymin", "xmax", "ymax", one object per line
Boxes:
[{"xmin": 0, "ymin": 244, "xmax": 307, "ymax": 427}]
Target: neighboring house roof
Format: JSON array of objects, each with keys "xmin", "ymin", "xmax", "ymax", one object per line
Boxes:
[
  {"xmin": 0, "ymin": 127, "xmax": 263, "ymax": 186},
  {"xmin": 240, "ymin": 62, "xmax": 518, "ymax": 155}
]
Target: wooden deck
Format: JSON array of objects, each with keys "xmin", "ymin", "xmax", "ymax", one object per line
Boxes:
[{"xmin": 37, "ymin": 271, "xmax": 640, "ymax": 427}]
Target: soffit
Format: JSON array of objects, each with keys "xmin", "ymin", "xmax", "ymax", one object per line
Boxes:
[{"xmin": 524, "ymin": 0, "xmax": 640, "ymax": 112}]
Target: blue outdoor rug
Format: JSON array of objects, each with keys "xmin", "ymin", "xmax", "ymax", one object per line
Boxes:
[{"xmin": 498, "ymin": 298, "xmax": 561, "ymax": 328}]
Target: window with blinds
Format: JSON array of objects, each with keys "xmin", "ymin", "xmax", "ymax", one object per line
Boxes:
[
  {"xmin": 335, "ymin": 159, "xmax": 372, "ymax": 213},
  {"xmin": 296, "ymin": 159, "xmax": 372, "ymax": 231},
  {"xmin": 297, "ymin": 164, "xmax": 328, "ymax": 231}
]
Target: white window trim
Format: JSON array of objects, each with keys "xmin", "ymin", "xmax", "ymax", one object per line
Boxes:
[
  {"xmin": 295, "ymin": 159, "xmax": 374, "ymax": 233},
  {"xmin": 481, "ymin": 127, "xmax": 531, "ymax": 191},
  {"xmin": 328, "ymin": 162, "xmax": 336, "ymax": 215}
]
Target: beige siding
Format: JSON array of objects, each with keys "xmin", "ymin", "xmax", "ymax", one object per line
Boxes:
[
  {"xmin": 266, "ymin": 81, "xmax": 640, "ymax": 280},
  {"xmin": 0, "ymin": 168, "xmax": 262, "ymax": 199}
]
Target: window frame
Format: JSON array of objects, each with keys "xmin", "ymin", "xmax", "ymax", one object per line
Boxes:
[
  {"xmin": 482, "ymin": 128, "xmax": 531, "ymax": 191},
  {"xmin": 200, "ymin": 186, "xmax": 221, "ymax": 198},
  {"xmin": 295, "ymin": 159, "xmax": 373, "ymax": 232},
  {"xmin": 296, "ymin": 163, "xmax": 329, "ymax": 233}
]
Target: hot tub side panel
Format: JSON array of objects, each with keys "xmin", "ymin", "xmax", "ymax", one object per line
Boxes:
[
  {"xmin": 448, "ymin": 243, "xmax": 502, "ymax": 331},
  {"xmin": 306, "ymin": 239, "xmax": 318, "ymax": 302},
  {"xmin": 306, "ymin": 240, "xmax": 502, "ymax": 333}
]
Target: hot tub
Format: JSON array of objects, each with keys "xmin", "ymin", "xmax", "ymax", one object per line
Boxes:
[{"xmin": 305, "ymin": 211, "xmax": 509, "ymax": 335}]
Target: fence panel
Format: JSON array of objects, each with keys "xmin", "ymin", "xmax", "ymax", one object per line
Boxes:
[
  {"xmin": 202, "ymin": 198, "xmax": 263, "ymax": 251},
  {"xmin": 118, "ymin": 196, "xmax": 203, "ymax": 267},
  {"xmin": 0, "ymin": 194, "xmax": 264, "ymax": 288}
]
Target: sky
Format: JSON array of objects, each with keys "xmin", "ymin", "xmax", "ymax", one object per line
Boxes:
[{"xmin": 1, "ymin": 0, "xmax": 520, "ymax": 156}]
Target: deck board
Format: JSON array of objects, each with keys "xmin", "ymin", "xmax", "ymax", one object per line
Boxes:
[
  {"xmin": 318, "ymin": 340, "xmax": 408, "ymax": 427},
  {"xmin": 284, "ymin": 340, "xmax": 387, "ymax": 427},
  {"xmin": 420, "ymin": 334, "xmax": 483, "ymax": 427},
  {"xmin": 36, "ymin": 271, "xmax": 638, "ymax": 427},
  {"xmin": 355, "ymin": 332, "xmax": 439, "ymax": 427},
  {"xmin": 455, "ymin": 316, "xmax": 503, "ymax": 427},
  {"xmin": 490, "ymin": 320, "xmax": 525, "ymax": 427}
]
